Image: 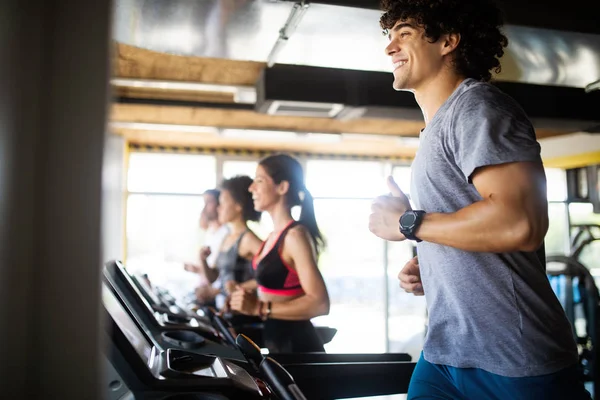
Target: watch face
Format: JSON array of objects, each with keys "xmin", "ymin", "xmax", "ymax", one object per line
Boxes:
[{"xmin": 401, "ymin": 212, "xmax": 416, "ymax": 227}]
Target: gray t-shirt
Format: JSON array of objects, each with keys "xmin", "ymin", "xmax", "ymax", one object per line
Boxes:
[{"xmin": 411, "ymin": 78, "xmax": 578, "ymax": 377}]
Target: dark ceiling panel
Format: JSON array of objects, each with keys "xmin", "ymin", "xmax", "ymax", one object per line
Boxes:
[{"xmin": 257, "ymin": 63, "xmax": 600, "ymax": 130}]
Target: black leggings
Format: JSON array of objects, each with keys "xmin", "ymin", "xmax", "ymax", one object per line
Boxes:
[{"xmin": 263, "ymin": 318, "xmax": 324, "ymax": 353}]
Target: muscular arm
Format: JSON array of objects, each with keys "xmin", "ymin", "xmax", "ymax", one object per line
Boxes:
[
  {"xmin": 415, "ymin": 161, "xmax": 548, "ymax": 253},
  {"xmin": 267, "ymin": 227, "xmax": 330, "ymax": 321}
]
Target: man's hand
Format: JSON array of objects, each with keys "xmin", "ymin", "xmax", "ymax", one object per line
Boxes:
[
  {"xmin": 195, "ymin": 285, "xmax": 217, "ymax": 303},
  {"xmin": 229, "ymin": 286, "xmax": 260, "ymax": 316},
  {"xmin": 369, "ymin": 176, "xmax": 412, "ymax": 241},
  {"xmin": 399, "ymin": 256, "xmax": 424, "ymax": 296},
  {"xmin": 184, "ymin": 263, "xmax": 199, "ymax": 273},
  {"xmin": 200, "ymin": 246, "xmax": 211, "ymax": 262}
]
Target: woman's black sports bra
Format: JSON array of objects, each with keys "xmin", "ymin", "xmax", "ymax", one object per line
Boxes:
[{"xmin": 252, "ymin": 221, "xmax": 305, "ymax": 296}]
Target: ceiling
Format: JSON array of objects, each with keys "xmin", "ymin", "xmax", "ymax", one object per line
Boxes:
[
  {"xmin": 111, "ymin": 43, "xmax": 430, "ymax": 157},
  {"xmin": 113, "ymin": 0, "xmax": 600, "ymax": 88},
  {"xmin": 110, "ymin": 0, "xmax": 600, "ymax": 156}
]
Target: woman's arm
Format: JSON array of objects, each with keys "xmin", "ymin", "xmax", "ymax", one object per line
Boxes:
[
  {"xmin": 224, "ymin": 279, "xmax": 257, "ymax": 295},
  {"xmin": 239, "ymin": 279, "xmax": 258, "ymax": 290},
  {"xmin": 239, "ymin": 230, "xmax": 263, "ymax": 260}
]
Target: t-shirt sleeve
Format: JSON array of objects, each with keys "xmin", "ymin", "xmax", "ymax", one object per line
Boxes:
[{"xmin": 450, "ymin": 86, "xmax": 542, "ymax": 183}]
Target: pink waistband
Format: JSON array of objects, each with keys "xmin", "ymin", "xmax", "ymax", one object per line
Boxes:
[{"xmin": 259, "ymin": 285, "xmax": 305, "ymax": 296}]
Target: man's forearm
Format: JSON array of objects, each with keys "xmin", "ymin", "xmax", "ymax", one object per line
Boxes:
[
  {"xmin": 416, "ymin": 199, "xmax": 546, "ymax": 253},
  {"xmin": 198, "ymin": 259, "xmax": 219, "ymax": 283}
]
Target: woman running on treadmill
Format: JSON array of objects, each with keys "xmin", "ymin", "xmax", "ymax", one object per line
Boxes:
[
  {"xmin": 199, "ymin": 175, "xmax": 263, "ymax": 310},
  {"xmin": 230, "ymin": 154, "xmax": 330, "ymax": 353}
]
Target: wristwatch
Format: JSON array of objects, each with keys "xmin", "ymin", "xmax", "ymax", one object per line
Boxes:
[{"xmin": 399, "ymin": 210, "xmax": 426, "ymax": 242}]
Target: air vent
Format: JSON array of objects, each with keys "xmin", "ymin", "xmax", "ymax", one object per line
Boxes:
[{"xmin": 266, "ymin": 100, "xmax": 344, "ymax": 118}]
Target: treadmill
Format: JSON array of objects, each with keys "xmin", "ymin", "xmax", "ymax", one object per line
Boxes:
[
  {"xmin": 109, "ymin": 260, "xmax": 212, "ymax": 326},
  {"xmin": 104, "ymin": 260, "xmax": 416, "ymax": 399},
  {"xmin": 103, "ymin": 280, "xmax": 285, "ymax": 399},
  {"xmin": 104, "ymin": 260, "xmax": 245, "ymax": 361}
]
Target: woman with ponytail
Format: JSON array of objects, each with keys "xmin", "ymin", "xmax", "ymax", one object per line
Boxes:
[{"xmin": 229, "ymin": 153, "xmax": 330, "ymax": 353}]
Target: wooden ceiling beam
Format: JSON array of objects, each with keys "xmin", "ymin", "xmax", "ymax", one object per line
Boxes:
[
  {"xmin": 110, "ymin": 104, "xmax": 425, "ymax": 136},
  {"xmin": 114, "ymin": 43, "xmax": 264, "ymax": 85}
]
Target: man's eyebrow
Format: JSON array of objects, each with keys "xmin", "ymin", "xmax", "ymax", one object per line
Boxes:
[
  {"xmin": 385, "ymin": 22, "xmax": 416, "ymax": 39},
  {"xmin": 393, "ymin": 22, "xmax": 416, "ymax": 31},
  {"xmin": 382, "ymin": 22, "xmax": 417, "ymax": 39}
]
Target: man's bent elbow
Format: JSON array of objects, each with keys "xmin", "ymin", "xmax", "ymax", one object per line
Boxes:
[{"xmin": 515, "ymin": 218, "xmax": 548, "ymax": 253}]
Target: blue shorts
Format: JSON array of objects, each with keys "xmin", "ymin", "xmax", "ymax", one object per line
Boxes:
[{"xmin": 408, "ymin": 353, "xmax": 591, "ymax": 400}]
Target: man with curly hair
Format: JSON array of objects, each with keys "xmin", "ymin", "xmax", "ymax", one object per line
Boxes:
[{"xmin": 369, "ymin": 0, "xmax": 590, "ymax": 398}]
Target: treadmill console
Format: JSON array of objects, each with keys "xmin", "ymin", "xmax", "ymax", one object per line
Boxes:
[
  {"xmin": 103, "ymin": 282, "xmax": 270, "ymax": 398},
  {"xmin": 105, "ymin": 260, "xmax": 216, "ymax": 335},
  {"xmin": 102, "ymin": 284, "xmax": 155, "ymax": 367}
]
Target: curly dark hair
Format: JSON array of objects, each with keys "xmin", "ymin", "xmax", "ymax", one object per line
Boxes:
[
  {"xmin": 220, "ymin": 175, "xmax": 261, "ymax": 222},
  {"xmin": 380, "ymin": 0, "xmax": 508, "ymax": 82}
]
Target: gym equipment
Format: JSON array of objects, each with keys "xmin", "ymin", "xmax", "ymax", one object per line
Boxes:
[
  {"xmin": 104, "ymin": 260, "xmax": 246, "ymax": 361},
  {"xmin": 570, "ymin": 224, "xmax": 600, "ymax": 261},
  {"xmin": 103, "ymin": 260, "xmax": 416, "ymax": 399},
  {"xmin": 103, "ymin": 281, "xmax": 275, "ymax": 398},
  {"xmin": 547, "ymin": 255, "xmax": 600, "ymax": 399}
]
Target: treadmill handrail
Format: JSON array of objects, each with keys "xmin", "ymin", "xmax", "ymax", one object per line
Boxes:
[{"xmin": 271, "ymin": 352, "xmax": 412, "ymax": 365}]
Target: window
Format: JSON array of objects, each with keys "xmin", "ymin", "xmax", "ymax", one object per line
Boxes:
[
  {"xmin": 546, "ymin": 168, "xmax": 567, "ymax": 202},
  {"xmin": 125, "ymin": 152, "xmax": 218, "ymax": 299},
  {"xmin": 128, "ymin": 152, "xmax": 216, "ymax": 194},
  {"xmin": 305, "ymin": 160, "xmax": 390, "ymax": 353},
  {"xmin": 545, "ymin": 168, "xmax": 570, "ymax": 256},
  {"xmin": 387, "ymin": 240, "xmax": 426, "ymax": 360},
  {"xmin": 222, "ymin": 160, "xmax": 258, "ymax": 179},
  {"xmin": 126, "ymin": 194, "xmax": 205, "ymax": 299},
  {"xmin": 306, "ymin": 160, "xmax": 387, "ymax": 198},
  {"xmin": 311, "ymin": 198, "xmax": 387, "ymax": 353},
  {"xmin": 546, "ymin": 203, "xmax": 569, "ymax": 255},
  {"xmin": 569, "ymin": 203, "xmax": 600, "ymax": 278},
  {"xmin": 391, "ymin": 165, "xmax": 412, "ymax": 198}
]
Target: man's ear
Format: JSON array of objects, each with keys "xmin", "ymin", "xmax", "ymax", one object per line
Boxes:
[
  {"xmin": 277, "ymin": 180, "xmax": 290, "ymax": 196},
  {"xmin": 441, "ymin": 32, "xmax": 460, "ymax": 56}
]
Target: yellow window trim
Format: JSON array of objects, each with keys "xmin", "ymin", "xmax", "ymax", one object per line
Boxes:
[{"xmin": 544, "ymin": 151, "xmax": 600, "ymax": 169}]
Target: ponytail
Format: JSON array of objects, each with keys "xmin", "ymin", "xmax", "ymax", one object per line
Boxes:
[{"xmin": 299, "ymin": 188, "xmax": 326, "ymax": 255}]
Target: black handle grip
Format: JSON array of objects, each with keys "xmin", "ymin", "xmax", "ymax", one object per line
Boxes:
[
  {"xmin": 260, "ymin": 357, "xmax": 307, "ymax": 400},
  {"xmin": 235, "ymin": 333, "xmax": 263, "ymax": 369},
  {"xmin": 212, "ymin": 313, "xmax": 237, "ymax": 347}
]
